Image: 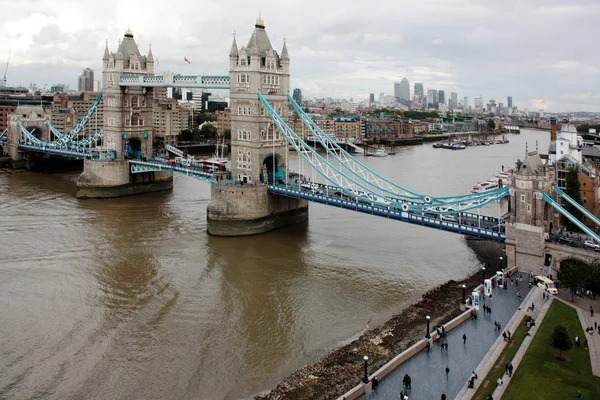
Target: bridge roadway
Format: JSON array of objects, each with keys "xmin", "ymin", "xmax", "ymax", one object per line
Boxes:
[
  {"xmin": 18, "ymin": 144, "xmax": 90, "ymax": 159},
  {"xmin": 128, "ymin": 159, "xmax": 505, "ymax": 240}
]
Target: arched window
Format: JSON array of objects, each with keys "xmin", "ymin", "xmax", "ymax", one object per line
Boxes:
[{"xmin": 131, "ymin": 96, "xmax": 139, "ymax": 108}]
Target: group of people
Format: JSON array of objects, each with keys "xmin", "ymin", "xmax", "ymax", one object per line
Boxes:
[
  {"xmin": 482, "ymin": 304, "xmax": 492, "ymax": 315},
  {"xmin": 502, "ymin": 329, "xmax": 512, "ymax": 342},
  {"xmin": 467, "ymin": 371, "xmax": 479, "ymax": 388}
]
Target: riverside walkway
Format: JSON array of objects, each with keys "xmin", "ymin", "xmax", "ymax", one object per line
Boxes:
[{"xmin": 364, "ymin": 273, "xmax": 532, "ymax": 400}]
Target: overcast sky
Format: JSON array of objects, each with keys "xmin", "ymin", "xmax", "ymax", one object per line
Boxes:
[{"xmin": 2, "ymin": 0, "xmax": 598, "ymax": 112}]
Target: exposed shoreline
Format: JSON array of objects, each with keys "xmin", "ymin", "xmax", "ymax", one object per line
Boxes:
[{"xmin": 255, "ymin": 238, "xmax": 504, "ymax": 400}]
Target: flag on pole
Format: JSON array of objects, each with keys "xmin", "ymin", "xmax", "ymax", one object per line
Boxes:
[{"xmin": 184, "ymin": 57, "xmax": 191, "ymax": 64}]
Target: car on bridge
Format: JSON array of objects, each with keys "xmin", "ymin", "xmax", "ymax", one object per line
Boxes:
[{"xmin": 584, "ymin": 240, "xmax": 600, "ymax": 251}]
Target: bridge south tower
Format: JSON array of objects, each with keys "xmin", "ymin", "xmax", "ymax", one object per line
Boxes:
[
  {"xmin": 505, "ymin": 151, "xmax": 558, "ymax": 273},
  {"xmin": 206, "ymin": 17, "xmax": 308, "ymax": 236}
]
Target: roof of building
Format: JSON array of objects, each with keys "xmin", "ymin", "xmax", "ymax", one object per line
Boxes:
[
  {"xmin": 247, "ymin": 21, "xmax": 274, "ymax": 57},
  {"xmin": 560, "ymin": 122, "xmax": 578, "ymax": 134},
  {"xmin": 116, "ymin": 29, "xmax": 147, "ymax": 69},
  {"xmin": 14, "ymin": 105, "xmax": 46, "ymax": 118},
  {"xmin": 519, "ymin": 150, "xmax": 545, "ymax": 175}
]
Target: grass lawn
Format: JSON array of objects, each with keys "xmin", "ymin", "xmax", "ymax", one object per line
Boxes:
[
  {"xmin": 472, "ymin": 316, "xmax": 528, "ymax": 400},
  {"xmin": 502, "ymin": 301, "xmax": 600, "ymax": 400}
]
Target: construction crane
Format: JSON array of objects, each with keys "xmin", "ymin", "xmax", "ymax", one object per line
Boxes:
[{"xmin": 2, "ymin": 51, "xmax": 10, "ymax": 87}]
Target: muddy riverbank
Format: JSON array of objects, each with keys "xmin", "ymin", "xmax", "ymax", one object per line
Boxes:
[{"xmin": 255, "ymin": 238, "xmax": 504, "ymax": 400}]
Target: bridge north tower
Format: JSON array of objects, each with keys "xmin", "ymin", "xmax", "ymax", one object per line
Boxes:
[
  {"xmin": 228, "ymin": 16, "xmax": 290, "ymax": 184},
  {"xmin": 102, "ymin": 28, "xmax": 154, "ymax": 159}
]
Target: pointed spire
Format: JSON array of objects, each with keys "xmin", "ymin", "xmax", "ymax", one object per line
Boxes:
[
  {"xmin": 229, "ymin": 33, "xmax": 239, "ymax": 58},
  {"xmin": 281, "ymin": 36, "xmax": 289, "ymax": 60},
  {"xmin": 250, "ymin": 31, "xmax": 259, "ymax": 56},
  {"xmin": 147, "ymin": 43, "xmax": 154, "ymax": 62},
  {"xmin": 103, "ymin": 40, "xmax": 110, "ymax": 60}
]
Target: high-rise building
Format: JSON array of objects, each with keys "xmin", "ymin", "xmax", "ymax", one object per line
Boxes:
[
  {"xmin": 77, "ymin": 68, "xmax": 94, "ymax": 92},
  {"xmin": 369, "ymin": 93, "xmax": 375, "ymax": 104},
  {"xmin": 394, "ymin": 82, "xmax": 401, "ymax": 100},
  {"xmin": 507, "ymin": 96, "xmax": 513, "ymax": 108},
  {"xmin": 464, "ymin": 96, "xmax": 468, "ymax": 109},
  {"xmin": 438, "ymin": 90, "xmax": 445, "ymax": 106},
  {"xmin": 427, "ymin": 89, "xmax": 435, "ymax": 107},
  {"xmin": 433, "ymin": 90, "xmax": 438, "ymax": 105},
  {"xmin": 474, "ymin": 95, "xmax": 483, "ymax": 111},
  {"xmin": 292, "ymin": 88, "xmax": 303, "ymax": 105},
  {"xmin": 414, "ymin": 83, "xmax": 424, "ymax": 101},
  {"xmin": 399, "ymin": 77, "xmax": 410, "ymax": 102},
  {"xmin": 449, "ymin": 92, "xmax": 458, "ymax": 110}
]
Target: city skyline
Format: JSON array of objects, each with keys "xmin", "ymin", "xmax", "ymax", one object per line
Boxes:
[{"xmin": 1, "ymin": 0, "xmax": 599, "ymax": 112}]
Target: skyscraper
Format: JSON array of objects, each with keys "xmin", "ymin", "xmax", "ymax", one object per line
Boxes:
[
  {"xmin": 394, "ymin": 82, "xmax": 401, "ymax": 100},
  {"xmin": 507, "ymin": 96, "xmax": 513, "ymax": 108},
  {"xmin": 414, "ymin": 83, "xmax": 424, "ymax": 101},
  {"xmin": 399, "ymin": 77, "xmax": 410, "ymax": 102},
  {"xmin": 427, "ymin": 89, "xmax": 435, "ymax": 107},
  {"xmin": 292, "ymin": 88, "xmax": 303, "ymax": 105},
  {"xmin": 449, "ymin": 92, "xmax": 458, "ymax": 110},
  {"xmin": 433, "ymin": 90, "xmax": 438, "ymax": 105},
  {"xmin": 464, "ymin": 96, "xmax": 468, "ymax": 109},
  {"xmin": 78, "ymin": 67, "xmax": 94, "ymax": 92},
  {"xmin": 369, "ymin": 93, "xmax": 375, "ymax": 104},
  {"xmin": 438, "ymin": 90, "xmax": 445, "ymax": 105}
]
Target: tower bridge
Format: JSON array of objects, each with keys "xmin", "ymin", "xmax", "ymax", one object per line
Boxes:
[{"xmin": 3, "ymin": 17, "xmax": 598, "ymax": 275}]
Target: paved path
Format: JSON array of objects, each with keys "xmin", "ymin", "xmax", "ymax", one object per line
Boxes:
[
  {"xmin": 364, "ymin": 273, "xmax": 531, "ymax": 400},
  {"xmin": 487, "ymin": 289, "xmax": 554, "ymax": 400},
  {"xmin": 454, "ymin": 284, "xmax": 542, "ymax": 400},
  {"xmin": 555, "ymin": 293, "xmax": 600, "ymax": 377}
]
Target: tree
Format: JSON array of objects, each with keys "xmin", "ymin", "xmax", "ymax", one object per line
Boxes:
[
  {"xmin": 223, "ymin": 128, "xmax": 231, "ymax": 140},
  {"xmin": 559, "ymin": 260, "xmax": 589, "ymax": 301},
  {"xmin": 563, "ymin": 167, "xmax": 582, "ymax": 231},
  {"xmin": 487, "ymin": 119, "xmax": 496, "ymax": 132},
  {"xmin": 200, "ymin": 123, "xmax": 217, "ymax": 139},
  {"xmin": 551, "ymin": 324, "xmax": 572, "ymax": 359}
]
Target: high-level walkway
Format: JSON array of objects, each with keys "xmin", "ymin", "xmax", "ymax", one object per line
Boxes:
[{"xmin": 364, "ymin": 273, "xmax": 531, "ymax": 400}]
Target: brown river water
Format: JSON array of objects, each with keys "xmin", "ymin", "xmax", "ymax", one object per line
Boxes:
[{"xmin": 0, "ymin": 129, "xmax": 548, "ymax": 399}]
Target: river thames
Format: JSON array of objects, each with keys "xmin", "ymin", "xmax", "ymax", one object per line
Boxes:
[{"xmin": 0, "ymin": 129, "xmax": 548, "ymax": 399}]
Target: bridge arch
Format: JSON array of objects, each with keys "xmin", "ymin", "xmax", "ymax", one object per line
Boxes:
[
  {"xmin": 124, "ymin": 138, "xmax": 143, "ymax": 159},
  {"xmin": 261, "ymin": 153, "xmax": 285, "ymax": 184}
]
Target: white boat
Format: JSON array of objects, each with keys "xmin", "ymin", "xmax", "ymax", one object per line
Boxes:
[
  {"xmin": 471, "ymin": 180, "xmax": 500, "ymax": 193},
  {"xmin": 210, "ymin": 136, "xmax": 228, "ymax": 164},
  {"xmin": 494, "ymin": 172, "xmax": 510, "ymax": 187},
  {"xmin": 368, "ymin": 148, "xmax": 388, "ymax": 157}
]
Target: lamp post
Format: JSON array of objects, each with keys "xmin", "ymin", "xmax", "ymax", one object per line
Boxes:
[
  {"xmin": 462, "ymin": 284, "xmax": 466, "ymax": 304},
  {"xmin": 499, "ymin": 256, "xmax": 503, "ymax": 271},
  {"xmin": 362, "ymin": 355, "xmax": 369, "ymax": 384},
  {"xmin": 425, "ymin": 315, "xmax": 431, "ymax": 338},
  {"xmin": 481, "ymin": 266, "xmax": 486, "ymax": 284}
]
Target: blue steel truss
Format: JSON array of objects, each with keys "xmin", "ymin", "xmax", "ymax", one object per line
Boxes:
[
  {"xmin": 553, "ymin": 185, "xmax": 600, "ymax": 228},
  {"xmin": 287, "ymin": 93, "xmax": 507, "ymax": 205},
  {"xmin": 269, "ymin": 184, "xmax": 505, "ymax": 241},
  {"xmin": 543, "ymin": 193, "xmax": 600, "ymax": 243},
  {"xmin": 49, "ymin": 92, "xmax": 103, "ymax": 146},
  {"xmin": 259, "ymin": 91, "xmax": 507, "ymax": 215},
  {"xmin": 119, "ymin": 74, "xmax": 229, "ymax": 89},
  {"xmin": 129, "ymin": 160, "xmax": 215, "ymax": 183}
]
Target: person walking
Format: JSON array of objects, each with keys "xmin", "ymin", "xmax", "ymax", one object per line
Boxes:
[
  {"xmin": 445, "ymin": 365, "xmax": 450, "ymax": 379},
  {"xmin": 591, "ymin": 305, "xmax": 594, "ymax": 317},
  {"xmin": 463, "ymin": 333, "xmax": 467, "ymax": 344},
  {"xmin": 531, "ymin": 302, "xmax": 535, "ymax": 312},
  {"xmin": 508, "ymin": 363, "xmax": 513, "ymax": 377},
  {"xmin": 441, "ymin": 394, "xmax": 446, "ymax": 400}
]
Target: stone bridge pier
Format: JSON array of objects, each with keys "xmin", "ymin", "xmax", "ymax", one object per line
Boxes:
[{"xmin": 7, "ymin": 105, "xmax": 51, "ymax": 168}]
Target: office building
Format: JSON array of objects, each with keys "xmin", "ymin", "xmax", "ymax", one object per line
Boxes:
[
  {"xmin": 399, "ymin": 77, "xmax": 410, "ymax": 102},
  {"xmin": 77, "ymin": 68, "xmax": 94, "ymax": 92},
  {"xmin": 449, "ymin": 92, "xmax": 458, "ymax": 110},
  {"xmin": 464, "ymin": 96, "xmax": 468, "ymax": 110},
  {"xmin": 507, "ymin": 96, "xmax": 513, "ymax": 108},
  {"xmin": 414, "ymin": 83, "xmax": 424, "ymax": 101},
  {"xmin": 292, "ymin": 88, "xmax": 303, "ymax": 105},
  {"xmin": 369, "ymin": 93, "xmax": 375, "ymax": 104},
  {"xmin": 438, "ymin": 90, "xmax": 445, "ymax": 106}
]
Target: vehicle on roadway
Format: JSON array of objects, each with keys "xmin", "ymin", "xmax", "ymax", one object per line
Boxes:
[
  {"xmin": 534, "ymin": 276, "xmax": 558, "ymax": 294},
  {"xmin": 584, "ymin": 240, "xmax": 600, "ymax": 250}
]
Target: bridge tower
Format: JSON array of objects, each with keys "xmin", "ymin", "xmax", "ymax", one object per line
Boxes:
[
  {"xmin": 7, "ymin": 105, "xmax": 51, "ymax": 168},
  {"xmin": 206, "ymin": 17, "xmax": 308, "ymax": 236},
  {"xmin": 505, "ymin": 151, "xmax": 558, "ymax": 273},
  {"xmin": 77, "ymin": 28, "xmax": 173, "ymax": 198}
]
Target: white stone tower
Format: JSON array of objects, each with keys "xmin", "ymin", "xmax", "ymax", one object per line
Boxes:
[
  {"xmin": 102, "ymin": 28, "xmax": 154, "ymax": 159},
  {"xmin": 228, "ymin": 15, "xmax": 290, "ymax": 184},
  {"xmin": 207, "ymin": 17, "xmax": 308, "ymax": 236}
]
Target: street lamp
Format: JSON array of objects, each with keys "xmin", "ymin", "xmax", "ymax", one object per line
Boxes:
[
  {"xmin": 462, "ymin": 284, "xmax": 466, "ymax": 304},
  {"xmin": 499, "ymin": 256, "xmax": 503, "ymax": 271},
  {"xmin": 425, "ymin": 315, "xmax": 431, "ymax": 339},
  {"xmin": 481, "ymin": 266, "xmax": 486, "ymax": 284},
  {"xmin": 362, "ymin": 355, "xmax": 369, "ymax": 384}
]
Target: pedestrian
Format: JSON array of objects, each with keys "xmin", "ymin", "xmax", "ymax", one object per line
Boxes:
[
  {"xmin": 508, "ymin": 330, "xmax": 512, "ymax": 342},
  {"xmin": 502, "ymin": 331, "xmax": 507, "ymax": 341},
  {"xmin": 446, "ymin": 365, "xmax": 450, "ymax": 379},
  {"xmin": 508, "ymin": 363, "xmax": 513, "ymax": 377},
  {"xmin": 595, "ymin": 321, "xmax": 598, "ymax": 331},
  {"xmin": 487, "ymin": 395, "xmax": 493, "ymax": 400},
  {"xmin": 441, "ymin": 394, "xmax": 446, "ymax": 400},
  {"xmin": 531, "ymin": 302, "xmax": 535, "ymax": 312},
  {"xmin": 577, "ymin": 389, "xmax": 581, "ymax": 400},
  {"xmin": 463, "ymin": 333, "xmax": 467, "ymax": 344},
  {"xmin": 488, "ymin": 306, "xmax": 492, "ymax": 314},
  {"xmin": 591, "ymin": 305, "xmax": 594, "ymax": 317},
  {"xmin": 496, "ymin": 377, "xmax": 503, "ymax": 387}
]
